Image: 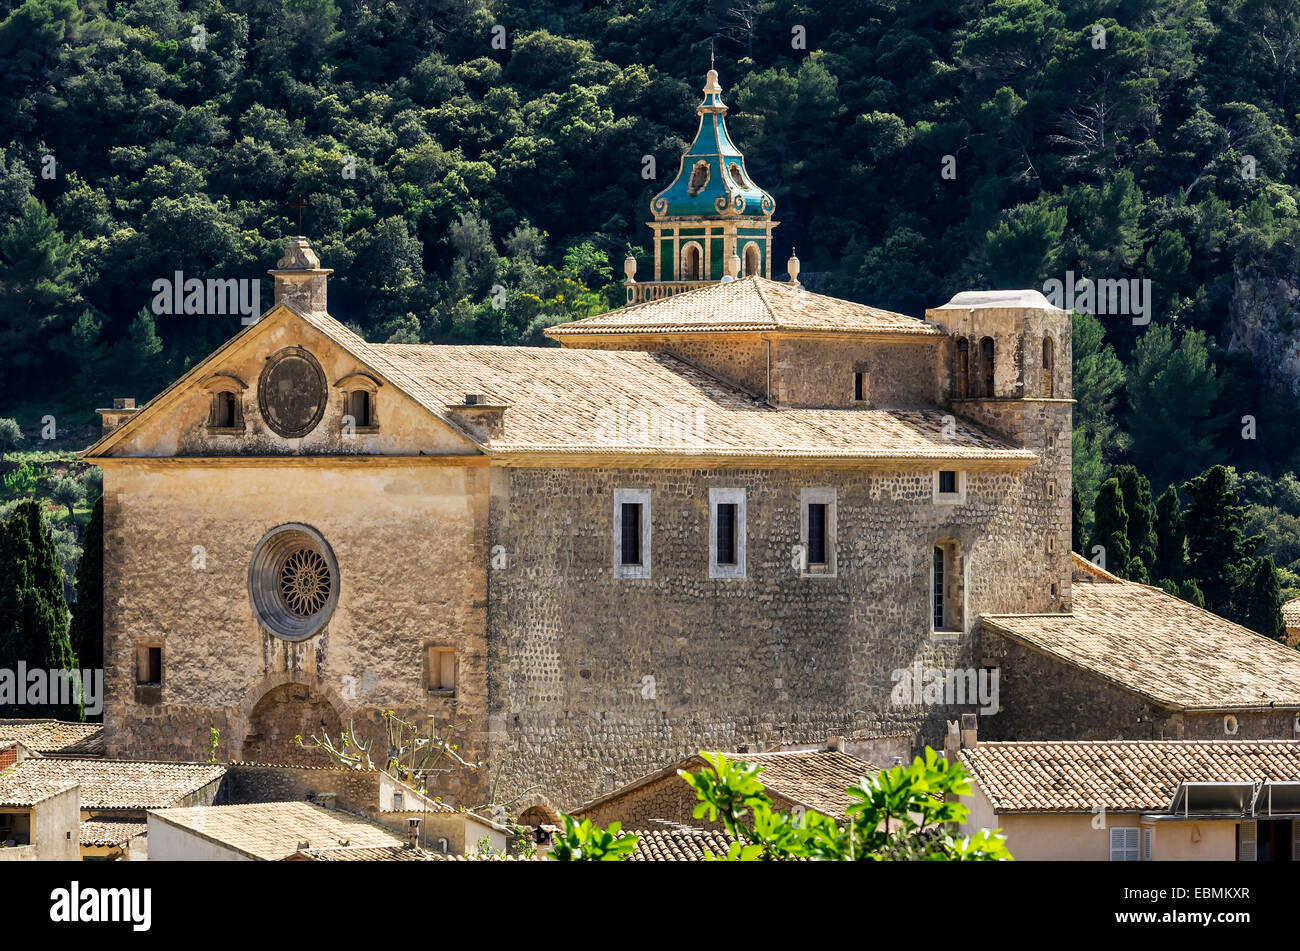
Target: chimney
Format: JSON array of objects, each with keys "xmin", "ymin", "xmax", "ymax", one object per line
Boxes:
[
  {"xmin": 269, "ymin": 236, "xmax": 332, "ymax": 316},
  {"xmin": 312, "ymin": 792, "xmax": 336, "ymax": 810},
  {"xmin": 406, "ymin": 817, "xmax": 421, "ymax": 850},
  {"xmin": 445, "ymin": 394, "xmax": 509, "ymax": 441},
  {"xmin": 960, "ymin": 713, "xmax": 978, "ymax": 749},
  {"xmin": 96, "ymin": 397, "xmax": 138, "ymax": 436},
  {"xmin": 944, "ymin": 720, "xmax": 960, "ymax": 763}
]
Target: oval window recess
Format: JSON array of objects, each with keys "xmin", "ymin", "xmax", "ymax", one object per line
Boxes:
[{"xmin": 1224, "ymin": 714, "xmax": 1239, "ymax": 736}]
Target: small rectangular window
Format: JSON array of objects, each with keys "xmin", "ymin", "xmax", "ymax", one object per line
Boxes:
[
  {"xmin": 799, "ymin": 488, "xmax": 836, "ymax": 576},
  {"xmin": 933, "ymin": 470, "xmax": 966, "ymax": 504},
  {"xmin": 853, "ymin": 372, "xmax": 866, "ymax": 402},
  {"xmin": 393, "ymin": 792, "xmax": 404, "ymax": 810},
  {"xmin": 807, "ymin": 504, "xmax": 827, "ymax": 565},
  {"xmin": 620, "ymin": 503, "xmax": 642, "ymax": 565},
  {"xmin": 709, "ymin": 489, "xmax": 746, "ymax": 579},
  {"xmin": 716, "ymin": 504, "xmax": 737, "ymax": 565},
  {"xmin": 614, "ymin": 489, "xmax": 651, "ymax": 578},
  {"xmin": 136, "ymin": 646, "xmax": 162, "ymax": 685},
  {"xmin": 426, "ymin": 647, "xmax": 455, "ymax": 692}
]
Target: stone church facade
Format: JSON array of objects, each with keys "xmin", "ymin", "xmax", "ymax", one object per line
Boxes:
[{"xmin": 84, "ymin": 71, "xmax": 1077, "ymax": 811}]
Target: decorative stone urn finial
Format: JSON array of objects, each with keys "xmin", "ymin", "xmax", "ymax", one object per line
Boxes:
[
  {"xmin": 727, "ymin": 251, "xmax": 741, "ymax": 278},
  {"xmin": 787, "ymin": 249, "xmax": 801, "ymax": 285},
  {"xmin": 624, "ymin": 254, "xmax": 637, "ymax": 283},
  {"xmin": 270, "ymin": 236, "xmax": 333, "ymax": 315}
]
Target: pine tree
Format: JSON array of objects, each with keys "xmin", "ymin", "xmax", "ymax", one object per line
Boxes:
[
  {"xmin": 1111, "ymin": 465, "xmax": 1157, "ymax": 583},
  {"xmin": 1242, "ymin": 555, "xmax": 1286, "ymax": 642},
  {"xmin": 68, "ymin": 495, "xmax": 102, "ymax": 679},
  {"xmin": 1154, "ymin": 484, "xmax": 1186, "ymax": 582},
  {"xmin": 1088, "ymin": 478, "xmax": 1131, "ymax": 577},
  {"xmin": 0, "ymin": 197, "xmax": 81, "ymax": 387},
  {"xmin": 1182, "ymin": 466, "xmax": 1258, "ymax": 621}
]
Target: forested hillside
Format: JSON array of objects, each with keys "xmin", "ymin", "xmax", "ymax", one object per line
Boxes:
[{"xmin": 3, "ymin": 0, "xmax": 1300, "ymax": 617}]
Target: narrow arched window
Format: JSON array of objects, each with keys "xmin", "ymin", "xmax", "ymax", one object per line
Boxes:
[
  {"xmin": 1042, "ymin": 336, "xmax": 1055, "ymax": 398},
  {"xmin": 743, "ymin": 243, "xmax": 760, "ymax": 277},
  {"xmin": 955, "ymin": 339, "xmax": 969, "ymax": 399},
  {"xmin": 349, "ymin": 390, "xmax": 371, "ymax": 427},
  {"xmin": 980, "ymin": 337, "xmax": 995, "ymax": 397},
  {"xmin": 682, "ymin": 244, "xmax": 702, "ymax": 281},
  {"xmin": 215, "ymin": 391, "xmax": 237, "ymax": 428}
]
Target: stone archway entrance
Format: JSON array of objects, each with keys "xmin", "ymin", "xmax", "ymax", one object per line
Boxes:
[{"xmin": 242, "ymin": 682, "xmax": 342, "ymax": 765}]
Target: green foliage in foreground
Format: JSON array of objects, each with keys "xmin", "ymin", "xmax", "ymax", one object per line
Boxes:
[{"xmin": 551, "ymin": 747, "xmax": 1012, "ymax": 861}]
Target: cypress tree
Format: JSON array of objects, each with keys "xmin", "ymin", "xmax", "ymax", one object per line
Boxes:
[
  {"xmin": 1111, "ymin": 465, "xmax": 1157, "ymax": 583},
  {"xmin": 1153, "ymin": 484, "xmax": 1186, "ymax": 582},
  {"xmin": 69, "ymin": 495, "xmax": 103, "ymax": 678},
  {"xmin": 1088, "ymin": 478, "xmax": 1131, "ymax": 577},
  {"xmin": 0, "ymin": 501, "xmax": 76, "ymax": 718},
  {"xmin": 1182, "ymin": 466, "xmax": 1257, "ymax": 620},
  {"xmin": 1242, "ymin": 556, "xmax": 1286, "ymax": 641}
]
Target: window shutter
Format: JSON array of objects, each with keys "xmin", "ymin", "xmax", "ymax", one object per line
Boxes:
[
  {"xmin": 440, "ymin": 650, "xmax": 455, "ymax": 690},
  {"xmin": 1239, "ymin": 821, "xmax": 1257, "ymax": 862},
  {"xmin": 1109, "ymin": 827, "xmax": 1139, "ymax": 861},
  {"xmin": 1292, "ymin": 820, "xmax": 1300, "ymax": 861},
  {"xmin": 1142, "ymin": 827, "xmax": 1152, "ymax": 861}
]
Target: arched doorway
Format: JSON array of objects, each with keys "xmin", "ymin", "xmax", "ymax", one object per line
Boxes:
[{"xmin": 242, "ymin": 682, "xmax": 342, "ymax": 765}]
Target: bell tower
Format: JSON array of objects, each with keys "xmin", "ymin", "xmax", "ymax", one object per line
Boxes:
[{"xmin": 624, "ymin": 69, "xmax": 777, "ymax": 302}]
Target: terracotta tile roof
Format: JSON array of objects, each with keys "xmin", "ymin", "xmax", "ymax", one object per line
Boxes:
[
  {"xmin": 0, "ymin": 719, "xmax": 105, "ymax": 756},
  {"xmin": 0, "ymin": 769, "xmax": 76, "ymax": 807},
  {"xmin": 285, "ymin": 845, "xmax": 433, "ymax": 861},
  {"xmin": 0, "ymin": 758, "xmax": 224, "ymax": 810},
  {"xmin": 983, "ymin": 558, "xmax": 1300, "ymax": 710},
  {"xmin": 424, "ymin": 851, "xmax": 538, "ymax": 861},
  {"xmin": 546, "ymin": 277, "xmax": 940, "ymax": 337},
  {"xmin": 361, "ymin": 344, "xmax": 1031, "ymax": 463},
  {"xmin": 83, "ymin": 297, "xmax": 1029, "ymax": 467},
  {"xmin": 574, "ymin": 748, "xmax": 876, "ymax": 820},
  {"xmin": 80, "ymin": 817, "xmax": 147, "ymax": 847},
  {"xmin": 150, "ymin": 801, "xmax": 405, "ymax": 861},
  {"xmin": 960, "ymin": 740, "xmax": 1300, "ymax": 813},
  {"xmin": 730, "ymin": 750, "xmax": 875, "ymax": 817},
  {"xmin": 626, "ymin": 821, "xmax": 734, "ymax": 861},
  {"xmin": 1284, "ymin": 598, "xmax": 1300, "ymax": 630}
]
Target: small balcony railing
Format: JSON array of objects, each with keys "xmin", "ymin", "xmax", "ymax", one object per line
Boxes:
[{"xmin": 625, "ymin": 281, "xmax": 713, "ymax": 304}]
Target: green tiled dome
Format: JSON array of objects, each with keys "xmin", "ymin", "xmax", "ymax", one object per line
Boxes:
[{"xmin": 650, "ymin": 70, "xmax": 775, "ymax": 221}]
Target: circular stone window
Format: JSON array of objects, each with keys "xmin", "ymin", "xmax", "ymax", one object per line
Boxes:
[
  {"xmin": 258, "ymin": 347, "xmax": 328, "ymax": 438},
  {"xmin": 249, "ymin": 524, "xmax": 339, "ymax": 640}
]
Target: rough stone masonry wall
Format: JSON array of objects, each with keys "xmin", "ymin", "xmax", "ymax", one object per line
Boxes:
[
  {"xmin": 216, "ymin": 764, "xmax": 383, "ymax": 815},
  {"xmin": 562, "ymin": 334, "xmax": 770, "ymax": 395},
  {"xmin": 485, "ymin": 462, "xmax": 1061, "ymax": 810},
  {"xmin": 101, "ymin": 462, "xmax": 493, "ymax": 805},
  {"xmin": 772, "ymin": 337, "xmax": 941, "ymax": 408}
]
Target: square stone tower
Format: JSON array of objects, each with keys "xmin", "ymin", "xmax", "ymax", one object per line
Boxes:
[{"xmin": 927, "ymin": 290, "xmax": 1074, "ymax": 613}]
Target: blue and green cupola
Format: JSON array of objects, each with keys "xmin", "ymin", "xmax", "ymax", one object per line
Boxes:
[{"xmin": 626, "ymin": 69, "xmax": 778, "ymax": 299}]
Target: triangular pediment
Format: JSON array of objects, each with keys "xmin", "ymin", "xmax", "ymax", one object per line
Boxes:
[{"xmin": 82, "ymin": 303, "xmax": 483, "ymax": 460}]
